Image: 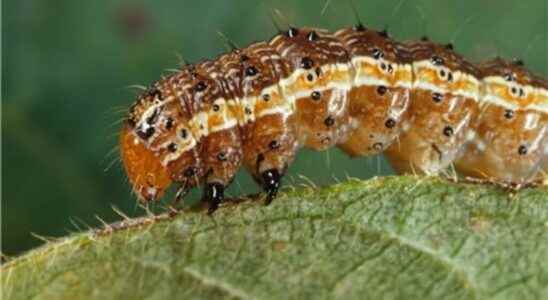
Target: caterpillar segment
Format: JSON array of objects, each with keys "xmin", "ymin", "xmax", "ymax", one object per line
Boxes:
[
  {"xmin": 334, "ymin": 27, "xmax": 412, "ymax": 157},
  {"xmin": 216, "ymin": 42, "xmax": 298, "ymax": 205},
  {"xmin": 384, "ymin": 40, "xmax": 481, "ymax": 175},
  {"xmin": 120, "ymin": 24, "xmax": 547, "ymax": 213},
  {"xmin": 455, "ymin": 59, "xmax": 548, "ymax": 184},
  {"xmin": 270, "ymin": 27, "xmax": 355, "ymax": 150}
]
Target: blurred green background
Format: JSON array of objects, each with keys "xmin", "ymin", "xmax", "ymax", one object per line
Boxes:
[{"xmin": 3, "ymin": 0, "xmax": 546, "ymax": 257}]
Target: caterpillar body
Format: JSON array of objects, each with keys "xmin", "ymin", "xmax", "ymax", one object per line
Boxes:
[{"xmin": 120, "ymin": 24, "xmax": 548, "ymax": 213}]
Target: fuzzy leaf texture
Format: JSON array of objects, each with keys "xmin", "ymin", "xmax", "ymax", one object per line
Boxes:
[{"xmin": 2, "ymin": 176, "xmax": 548, "ymax": 300}]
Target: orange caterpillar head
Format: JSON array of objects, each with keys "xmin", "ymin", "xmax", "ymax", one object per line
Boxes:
[
  {"xmin": 120, "ymin": 122, "xmax": 172, "ymax": 202},
  {"xmin": 120, "ymin": 68, "xmax": 209, "ymax": 202},
  {"xmin": 119, "ymin": 84, "xmax": 182, "ymax": 202}
]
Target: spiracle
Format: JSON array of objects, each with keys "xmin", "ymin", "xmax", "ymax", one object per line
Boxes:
[{"xmin": 120, "ymin": 24, "xmax": 547, "ymax": 214}]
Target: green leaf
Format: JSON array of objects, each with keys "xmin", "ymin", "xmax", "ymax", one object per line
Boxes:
[{"xmin": 2, "ymin": 176, "xmax": 548, "ymax": 299}]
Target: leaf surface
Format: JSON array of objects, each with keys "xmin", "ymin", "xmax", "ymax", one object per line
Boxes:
[{"xmin": 2, "ymin": 176, "xmax": 548, "ymax": 299}]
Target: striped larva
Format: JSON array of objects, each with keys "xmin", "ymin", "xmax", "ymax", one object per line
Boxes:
[{"xmin": 120, "ymin": 24, "xmax": 547, "ymax": 213}]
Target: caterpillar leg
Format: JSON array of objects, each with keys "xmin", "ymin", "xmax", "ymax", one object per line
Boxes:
[
  {"xmin": 172, "ymin": 184, "xmax": 190, "ymax": 206},
  {"xmin": 241, "ymin": 113, "xmax": 298, "ymax": 205},
  {"xmin": 202, "ymin": 182, "xmax": 225, "ymax": 215},
  {"xmin": 198, "ymin": 126, "xmax": 243, "ymax": 213},
  {"xmin": 261, "ymin": 169, "xmax": 281, "ymax": 205}
]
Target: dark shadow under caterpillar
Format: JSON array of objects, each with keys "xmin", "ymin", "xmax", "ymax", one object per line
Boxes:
[{"xmin": 120, "ymin": 23, "xmax": 547, "ymax": 214}]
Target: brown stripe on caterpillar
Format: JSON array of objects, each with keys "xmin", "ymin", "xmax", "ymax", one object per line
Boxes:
[{"xmin": 120, "ymin": 22, "xmax": 547, "ymax": 214}]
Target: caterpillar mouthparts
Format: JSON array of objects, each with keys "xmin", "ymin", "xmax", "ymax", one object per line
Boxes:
[{"xmin": 120, "ymin": 25, "xmax": 547, "ymax": 213}]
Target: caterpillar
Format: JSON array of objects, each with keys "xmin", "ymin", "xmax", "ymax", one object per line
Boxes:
[{"xmin": 120, "ymin": 22, "xmax": 547, "ymax": 214}]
